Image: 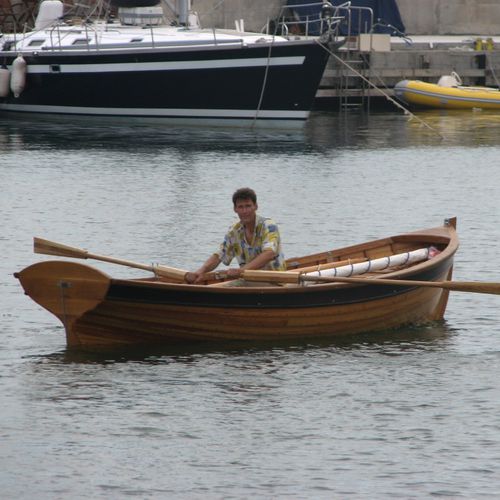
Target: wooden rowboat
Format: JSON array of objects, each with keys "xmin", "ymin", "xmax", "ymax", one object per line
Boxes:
[{"xmin": 16, "ymin": 218, "xmax": 463, "ymax": 350}]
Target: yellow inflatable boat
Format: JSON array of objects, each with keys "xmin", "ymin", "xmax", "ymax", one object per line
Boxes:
[{"xmin": 395, "ymin": 73, "xmax": 500, "ymax": 110}]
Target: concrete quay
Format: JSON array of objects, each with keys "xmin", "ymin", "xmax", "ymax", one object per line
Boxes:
[{"xmin": 316, "ymin": 35, "xmax": 500, "ymax": 110}]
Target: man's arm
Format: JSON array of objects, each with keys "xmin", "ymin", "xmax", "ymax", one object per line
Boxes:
[{"xmin": 185, "ymin": 254, "xmax": 221, "ymax": 283}]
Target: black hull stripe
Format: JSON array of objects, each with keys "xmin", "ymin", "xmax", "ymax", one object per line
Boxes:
[{"xmin": 106, "ymin": 260, "xmax": 453, "ymax": 309}]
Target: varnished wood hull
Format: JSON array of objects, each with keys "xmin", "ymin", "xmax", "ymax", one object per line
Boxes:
[{"xmin": 16, "ymin": 219, "xmax": 458, "ymax": 350}]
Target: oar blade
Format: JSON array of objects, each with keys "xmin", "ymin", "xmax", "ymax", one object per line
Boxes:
[{"xmin": 34, "ymin": 237, "xmax": 89, "ymax": 259}]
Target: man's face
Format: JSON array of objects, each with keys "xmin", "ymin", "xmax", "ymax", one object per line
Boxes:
[{"xmin": 234, "ymin": 198, "xmax": 258, "ymax": 225}]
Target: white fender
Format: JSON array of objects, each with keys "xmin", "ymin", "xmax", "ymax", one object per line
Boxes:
[
  {"xmin": 0, "ymin": 66, "xmax": 10, "ymax": 98},
  {"xmin": 10, "ymin": 55, "xmax": 27, "ymax": 98}
]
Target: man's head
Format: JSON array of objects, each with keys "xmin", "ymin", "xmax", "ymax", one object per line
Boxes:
[
  {"xmin": 232, "ymin": 188, "xmax": 258, "ymax": 225},
  {"xmin": 232, "ymin": 187, "xmax": 257, "ymax": 206}
]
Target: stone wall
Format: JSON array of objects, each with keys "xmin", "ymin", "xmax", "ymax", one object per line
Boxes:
[
  {"xmin": 4, "ymin": 0, "xmax": 500, "ymax": 36},
  {"xmin": 192, "ymin": 1, "xmax": 500, "ymax": 36},
  {"xmin": 192, "ymin": 0, "xmax": 282, "ymax": 32},
  {"xmin": 396, "ymin": 0, "xmax": 500, "ymax": 35}
]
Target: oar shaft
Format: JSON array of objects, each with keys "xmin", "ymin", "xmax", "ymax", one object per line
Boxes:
[
  {"xmin": 301, "ymin": 275, "xmax": 500, "ymax": 295},
  {"xmin": 238, "ymin": 268, "xmax": 500, "ymax": 296},
  {"xmin": 242, "ymin": 270, "xmax": 300, "ymax": 283},
  {"xmin": 72, "ymin": 251, "xmax": 187, "ymax": 281},
  {"xmin": 34, "ymin": 237, "xmax": 187, "ymax": 281},
  {"xmin": 32, "ymin": 238, "xmax": 500, "ymax": 295},
  {"xmin": 84, "ymin": 252, "xmax": 153, "ymax": 272}
]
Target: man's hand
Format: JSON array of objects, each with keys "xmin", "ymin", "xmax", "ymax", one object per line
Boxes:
[
  {"xmin": 185, "ymin": 271, "xmax": 204, "ymax": 284},
  {"xmin": 185, "ymin": 255, "xmax": 222, "ymax": 284},
  {"xmin": 226, "ymin": 268, "xmax": 242, "ymax": 279}
]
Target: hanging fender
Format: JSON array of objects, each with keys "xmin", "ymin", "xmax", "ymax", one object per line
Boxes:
[
  {"xmin": 10, "ymin": 55, "xmax": 27, "ymax": 98},
  {"xmin": 0, "ymin": 66, "xmax": 10, "ymax": 98}
]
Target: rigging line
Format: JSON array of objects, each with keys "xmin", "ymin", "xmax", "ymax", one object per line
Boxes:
[
  {"xmin": 486, "ymin": 53, "xmax": 500, "ymax": 88},
  {"xmin": 316, "ymin": 40, "xmax": 444, "ymax": 140},
  {"xmin": 252, "ymin": 37, "xmax": 275, "ymax": 127},
  {"xmin": 187, "ymin": 0, "xmax": 272, "ymax": 125},
  {"xmin": 195, "ymin": 0, "xmax": 226, "ymax": 27}
]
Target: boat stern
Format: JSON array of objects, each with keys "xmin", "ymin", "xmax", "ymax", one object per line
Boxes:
[{"xmin": 15, "ymin": 261, "xmax": 110, "ymax": 346}]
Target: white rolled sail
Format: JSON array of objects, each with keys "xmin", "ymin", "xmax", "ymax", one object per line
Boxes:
[{"xmin": 303, "ymin": 247, "xmax": 437, "ymax": 285}]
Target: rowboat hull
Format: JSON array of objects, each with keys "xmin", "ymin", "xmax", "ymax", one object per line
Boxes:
[
  {"xmin": 395, "ymin": 79, "xmax": 500, "ymax": 110},
  {"xmin": 16, "ymin": 218, "xmax": 458, "ymax": 350}
]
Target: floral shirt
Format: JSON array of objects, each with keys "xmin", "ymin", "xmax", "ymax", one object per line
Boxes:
[{"xmin": 215, "ymin": 215, "xmax": 286, "ymax": 271}]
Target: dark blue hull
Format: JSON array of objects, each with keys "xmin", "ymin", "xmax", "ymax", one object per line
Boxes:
[{"xmin": 0, "ymin": 40, "xmax": 329, "ymax": 126}]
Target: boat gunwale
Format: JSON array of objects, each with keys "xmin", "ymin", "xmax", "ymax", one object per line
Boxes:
[
  {"xmin": 108, "ymin": 222, "xmax": 459, "ymax": 296},
  {"xmin": 2, "ymin": 34, "xmax": 322, "ymax": 58}
]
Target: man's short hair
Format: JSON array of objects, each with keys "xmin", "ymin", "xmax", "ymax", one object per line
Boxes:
[{"xmin": 232, "ymin": 187, "xmax": 257, "ymax": 205}]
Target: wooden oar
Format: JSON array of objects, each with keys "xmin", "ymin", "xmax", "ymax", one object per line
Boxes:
[
  {"xmin": 33, "ymin": 237, "xmax": 188, "ymax": 281},
  {"xmin": 240, "ymin": 270, "xmax": 500, "ymax": 295},
  {"xmin": 32, "ymin": 238, "xmax": 500, "ymax": 295}
]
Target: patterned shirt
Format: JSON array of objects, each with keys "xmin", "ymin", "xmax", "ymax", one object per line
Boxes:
[{"xmin": 215, "ymin": 215, "xmax": 286, "ymax": 271}]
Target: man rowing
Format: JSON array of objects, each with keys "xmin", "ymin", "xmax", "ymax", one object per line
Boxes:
[{"xmin": 185, "ymin": 188, "xmax": 286, "ymax": 284}]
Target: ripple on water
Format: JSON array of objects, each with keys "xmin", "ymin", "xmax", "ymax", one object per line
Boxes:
[{"xmin": 2, "ymin": 111, "xmax": 500, "ymax": 498}]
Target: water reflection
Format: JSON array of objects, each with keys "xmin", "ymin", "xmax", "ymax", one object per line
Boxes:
[
  {"xmin": 0, "ymin": 113, "xmax": 309, "ymax": 155},
  {"xmin": 3, "ymin": 103, "xmax": 500, "ymax": 500},
  {"xmin": 308, "ymin": 108, "xmax": 500, "ymax": 148},
  {"xmin": 3, "ymin": 108, "xmax": 500, "ymax": 153},
  {"xmin": 30, "ymin": 321, "xmax": 456, "ymax": 365},
  {"xmin": 405, "ymin": 108, "xmax": 500, "ymax": 146}
]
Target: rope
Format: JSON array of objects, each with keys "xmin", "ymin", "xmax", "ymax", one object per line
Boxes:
[
  {"xmin": 316, "ymin": 40, "xmax": 444, "ymax": 139},
  {"xmin": 195, "ymin": 0, "xmax": 226, "ymax": 27},
  {"xmin": 252, "ymin": 37, "xmax": 275, "ymax": 127},
  {"xmin": 185, "ymin": 0, "xmax": 274, "ymax": 127},
  {"xmin": 486, "ymin": 53, "xmax": 500, "ymax": 88}
]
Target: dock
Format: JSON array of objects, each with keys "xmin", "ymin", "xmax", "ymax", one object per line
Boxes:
[
  {"xmin": 316, "ymin": 34, "xmax": 500, "ymax": 110},
  {"xmin": 3, "ymin": 0, "xmax": 500, "ymax": 113}
]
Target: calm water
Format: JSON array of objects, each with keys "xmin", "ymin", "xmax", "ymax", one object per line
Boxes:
[{"xmin": 2, "ymin": 109, "xmax": 500, "ymax": 499}]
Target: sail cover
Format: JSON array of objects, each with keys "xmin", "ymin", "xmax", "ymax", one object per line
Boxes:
[
  {"xmin": 302, "ymin": 248, "xmax": 435, "ymax": 286},
  {"xmin": 285, "ymin": 0, "xmax": 405, "ymax": 36}
]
